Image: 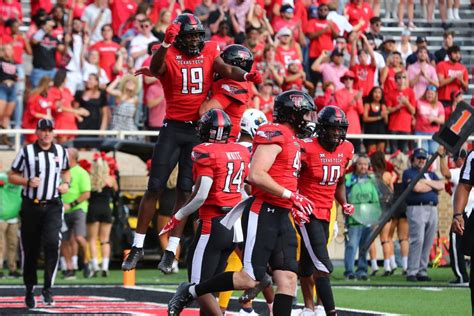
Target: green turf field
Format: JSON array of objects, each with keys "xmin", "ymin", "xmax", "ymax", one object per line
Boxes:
[{"xmin": 2, "ymin": 267, "xmax": 469, "ymax": 315}]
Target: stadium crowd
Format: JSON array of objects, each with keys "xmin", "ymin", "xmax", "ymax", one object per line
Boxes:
[{"xmin": 1, "ymin": 0, "xmax": 474, "ymax": 315}]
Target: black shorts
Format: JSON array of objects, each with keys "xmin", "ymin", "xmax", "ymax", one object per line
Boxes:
[
  {"xmin": 241, "ymin": 197, "xmax": 298, "ymax": 281},
  {"xmin": 392, "ymin": 183, "xmax": 407, "ymax": 219},
  {"xmin": 187, "ymin": 216, "xmax": 235, "ymax": 283},
  {"xmin": 157, "ymin": 187, "xmax": 177, "ymax": 217},
  {"xmin": 87, "ymin": 203, "xmax": 113, "ymax": 224},
  {"xmin": 297, "ymin": 216, "xmax": 332, "ymax": 277},
  {"xmin": 148, "ymin": 120, "xmax": 201, "ymax": 193}
]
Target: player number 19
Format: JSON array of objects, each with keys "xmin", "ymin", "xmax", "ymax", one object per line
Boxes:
[{"xmin": 181, "ymin": 67, "xmax": 203, "ymax": 94}]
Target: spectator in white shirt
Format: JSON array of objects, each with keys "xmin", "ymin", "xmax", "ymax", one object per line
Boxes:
[
  {"xmin": 130, "ymin": 18, "xmax": 158, "ymax": 69},
  {"xmin": 81, "ymin": 0, "xmax": 112, "ymax": 44}
]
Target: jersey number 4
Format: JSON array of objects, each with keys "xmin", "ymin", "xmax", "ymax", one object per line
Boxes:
[
  {"xmin": 223, "ymin": 161, "xmax": 245, "ymax": 193},
  {"xmin": 181, "ymin": 67, "xmax": 203, "ymax": 94},
  {"xmin": 320, "ymin": 165, "xmax": 341, "ymax": 185}
]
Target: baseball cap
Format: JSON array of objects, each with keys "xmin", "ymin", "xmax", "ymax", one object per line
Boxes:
[
  {"xmin": 330, "ymin": 49, "xmax": 344, "ymax": 58},
  {"xmin": 340, "ymin": 70, "xmax": 356, "ymax": 82},
  {"xmin": 413, "ymin": 148, "xmax": 428, "ymax": 159},
  {"xmin": 36, "ymin": 119, "xmax": 54, "ymax": 130},
  {"xmin": 280, "ymin": 4, "xmax": 294, "ymax": 14},
  {"xmin": 382, "ymin": 36, "xmax": 396, "ymax": 45},
  {"xmin": 276, "ymin": 27, "xmax": 292, "ymax": 38},
  {"xmin": 416, "ymin": 36, "xmax": 428, "ymax": 44}
]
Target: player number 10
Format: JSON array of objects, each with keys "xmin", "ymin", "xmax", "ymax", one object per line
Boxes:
[
  {"xmin": 181, "ymin": 67, "xmax": 203, "ymax": 94},
  {"xmin": 320, "ymin": 165, "xmax": 341, "ymax": 185}
]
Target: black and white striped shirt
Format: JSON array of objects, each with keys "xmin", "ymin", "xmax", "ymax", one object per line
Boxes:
[
  {"xmin": 460, "ymin": 150, "xmax": 474, "ymax": 186},
  {"xmin": 11, "ymin": 143, "xmax": 69, "ymax": 200}
]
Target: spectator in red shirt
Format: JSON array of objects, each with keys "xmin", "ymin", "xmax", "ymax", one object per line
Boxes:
[
  {"xmin": 436, "ymin": 45, "xmax": 469, "ymax": 119},
  {"xmin": 335, "ymin": 70, "xmax": 364, "ymax": 152},
  {"xmin": 305, "ymin": 4, "xmax": 339, "ymax": 85},
  {"xmin": 243, "ymin": 27, "xmax": 265, "ymax": 64},
  {"xmin": 253, "ymin": 80, "xmax": 274, "ymax": 122},
  {"xmin": 272, "ymin": 4, "xmax": 303, "ymax": 44},
  {"xmin": 414, "ymin": 85, "xmax": 445, "ymax": 154},
  {"xmin": 350, "ymin": 34, "xmax": 376, "ymax": 98},
  {"xmin": 275, "ymin": 27, "xmax": 302, "ymax": 67},
  {"xmin": 90, "ymin": 24, "xmax": 121, "ymax": 81},
  {"xmin": 386, "ymin": 71, "xmax": 416, "ymax": 153},
  {"xmin": 109, "ymin": 0, "xmax": 137, "ymax": 36},
  {"xmin": 282, "ymin": 60, "xmax": 313, "ymax": 93},
  {"xmin": 30, "ymin": 0, "xmax": 53, "ymax": 17},
  {"xmin": 2, "ymin": 19, "xmax": 32, "ymax": 129},
  {"xmin": 256, "ymin": 45, "xmax": 285, "ymax": 95},
  {"xmin": 344, "ymin": 0, "xmax": 374, "ymax": 32},
  {"xmin": 0, "ymin": 0, "xmax": 23, "ymax": 34},
  {"xmin": 23, "ymin": 77, "xmax": 53, "ymax": 144},
  {"xmin": 314, "ymin": 82, "xmax": 337, "ymax": 111},
  {"xmin": 210, "ymin": 21, "xmax": 235, "ymax": 51},
  {"xmin": 381, "ymin": 52, "xmax": 406, "ymax": 100}
]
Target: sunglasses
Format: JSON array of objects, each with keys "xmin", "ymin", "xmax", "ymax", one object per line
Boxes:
[
  {"xmin": 427, "ymin": 85, "xmax": 437, "ymax": 92},
  {"xmin": 141, "ymin": 24, "xmax": 151, "ymax": 28},
  {"xmin": 416, "ymin": 157, "xmax": 427, "ymax": 160},
  {"xmin": 396, "ymin": 76, "xmax": 407, "ymax": 80}
]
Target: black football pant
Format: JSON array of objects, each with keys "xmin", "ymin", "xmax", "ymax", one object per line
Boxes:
[
  {"xmin": 20, "ymin": 199, "xmax": 63, "ymax": 291},
  {"xmin": 449, "ymin": 231, "xmax": 469, "ymax": 283}
]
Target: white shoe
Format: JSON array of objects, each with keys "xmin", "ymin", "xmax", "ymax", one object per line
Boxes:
[
  {"xmin": 291, "ymin": 309, "xmax": 303, "ymax": 316},
  {"xmin": 238, "ymin": 308, "xmax": 259, "ymax": 316},
  {"xmin": 453, "ymin": 9, "xmax": 461, "ymax": 20},
  {"xmin": 447, "ymin": 8, "xmax": 454, "ymax": 20},
  {"xmin": 315, "ymin": 305, "xmax": 326, "ymax": 316}
]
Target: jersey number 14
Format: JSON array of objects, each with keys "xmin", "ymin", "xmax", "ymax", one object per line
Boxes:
[{"xmin": 223, "ymin": 161, "xmax": 245, "ymax": 193}]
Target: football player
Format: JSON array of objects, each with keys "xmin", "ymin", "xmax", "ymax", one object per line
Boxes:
[
  {"xmin": 123, "ymin": 13, "xmax": 262, "ymax": 271},
  {"xmin": 297, "ymin": 106, "xmax": 355, "ymax": 316},
  {"xmin": 159, "ymin": 108, "xmax": 251, "ymax": 315},
  {"xmin": 200, "ymin": 44, "xmax": 255, "ymax": 140},
  {"xmin": 167, "ymin": 90, "xmax": 316, "ymax": 316}
]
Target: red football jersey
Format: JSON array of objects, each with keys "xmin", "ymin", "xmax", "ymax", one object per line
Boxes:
[
  {"xmin": 276, "ymin": 45, "xmax": 300, "ymax": 68},
  {"xmin": 159, "ymin": 41, "xmax": 220, "ymax": 122},
  {"xmin": 211, "ymin": 78, "xmax": 251, "ymax": 139},
  {"xmin": 299, "ymin": 138, "xmax": 354, "ymax": 222},
  {"xmin": 192, "ymin": 142, "xmax": 251, "ymax": 232},
  {"xmin": 250, "ymin": 123, "xmax": 301, "ymax": 210}
]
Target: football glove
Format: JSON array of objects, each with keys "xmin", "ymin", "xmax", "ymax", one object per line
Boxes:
[
  {"xmin": 159, "ymin": 215, "xmax": 181, "ymax": 236},
  {"xmin": 289, "ymin": 192, "xmax": 314, "ymax": 215},
  {"xmin": 164, "ymin": 22, "xmax": 181, "ymax": 45},
  {"xmin": 343, "ymin": 203, "xmax": 355, "ymax": 216}
]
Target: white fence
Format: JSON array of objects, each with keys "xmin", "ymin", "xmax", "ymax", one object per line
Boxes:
[{"xmin": 1, "ymin": 128, "xmax": 473, "ymax": 153}]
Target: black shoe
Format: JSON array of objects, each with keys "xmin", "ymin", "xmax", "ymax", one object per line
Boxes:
[
  {"xmin": 238, "ymin": 273, "xmax": 272, "ymax": 304},
  {"xmin": 25, "ymin": 291, "xmax": 36, "ymax": 308},
  {"xmin": 158, "ymin": 250, "xmax": 176, "ymax": 274},
  {"xmin": 102, "ymin": 270, "xmax": 109, "ymax": 277},
  {"xmin": 41, "ymin": 288, "xmax": 54, "ymax": 306},
  {"xmin": 382, "ymin": 270, "xmax": 391, "ymax": 277},
  {"xmin": 122, "ymin": 247, "xmax": 144, "ymax": 271},
  {"xmin": 416, "ymin": 275, "xmax": 432, "ymax": 282},
  {"xmin": 344, "ymin": 274, "xmax": 356, "ymax": 281},
  {"xmin": 357, "ymin": 275, "xmax": 368, "ymax": 281},
  {"xmin": 390, "ymin": 267, "xmax": 397, "ymax": 275},
  {"xmin": 406, "ymin": 275, "xmax": 417, "ymax": 282},
  {"xmin": 449, "ymin": 278, "xmax": 469, "ymax": 285},
  {"xmin": 83, "ymin": 263, "xmax": 93, "ymax": 279},
  {"xmin": 370, "ymin": 269, "xmax": 378, "ymax": 277},
  {"xmin": 9, "ymin": 270, "xmax": 22, "ymax": 278},
  {"xmin": 0, "ymin": 271, "xmax": 4, "ymax": 278},
  {"xmin": 168, "ymin": 282, "xmax": 194, "ymax": 316},
  {"xmin": 63, "ymin": 270, "xmax": 76, "ymax": 280}
]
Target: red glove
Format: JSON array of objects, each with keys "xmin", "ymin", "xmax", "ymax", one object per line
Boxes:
[
  {"xmin": 164, "ymin": 22, "xmax": 181, "ymax": 45},
  {"xmin": 159, "ymin": 216, "xmax": 181, "ymax": 236},
  {"xmin": 289, "ymin": 192, "xmax": 314, "ymax": 215},
  {"xmin": 343, "ymin": 203, "xmax": 355, "ymax": 216},
  {"xmin": 290, "ymin": 208, "xmax": 309, "ymax": 226},
  {"xmin": 244, "ymin": 71, "xmax": 262, "ymax": 84}
]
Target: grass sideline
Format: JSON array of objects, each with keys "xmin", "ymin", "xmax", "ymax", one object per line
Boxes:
[{"xmin": 2, "ymin": 267, "xmax": 469, "ymax": 315}]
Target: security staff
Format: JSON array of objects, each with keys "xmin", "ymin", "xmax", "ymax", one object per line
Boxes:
[
  {"xmin": 403, "ymin": 148, "xmax": 444, "ymax": 282},
  {"xmin": 8, "ymin": 119, "xmax": 70, "ymax": 309}
]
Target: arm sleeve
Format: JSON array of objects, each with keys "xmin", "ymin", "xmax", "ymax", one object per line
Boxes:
[
  {"xmin": 460, "ymin": 151, "xmax": 474, "ymax": 185},
  {"xmin": 175, "ymin": 176, "xmax": 213, "ymax": 220}
]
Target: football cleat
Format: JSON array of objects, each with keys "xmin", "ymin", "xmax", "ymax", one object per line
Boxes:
[
  {"xmin": 168, "ymin": 282, "xmax": 195, "ymax": 316},
  {"xmin": 121, "ymin": 247, "xmax": 144, "ymax": 271},
  {"xmin": 158, "ymin": 250, "xmax": 176, "ymax": 274}
]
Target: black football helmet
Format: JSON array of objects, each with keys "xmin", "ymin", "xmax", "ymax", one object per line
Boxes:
[
  {"xmin": 221, "ymin": 44, "xmax": 254, "ymax": 72},
  {"xmin": 198, "ymin": 108, "xmax": 232, "ymax": 143},
  {"xmin": 273, "ymin": 90, "xmax": 316, "ymax": 137},
  {"xmin": 316, "ymin": 105, "xmax": 349, "ymax": 152},
  {"xmin": 174, "ymin": 13, "xmax": 205, "ymax": 56}
]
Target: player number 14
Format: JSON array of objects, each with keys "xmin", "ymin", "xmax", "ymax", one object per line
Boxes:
[{"xmin": 223, "ymin": 161, "xmax": 245, "ymax": 193}]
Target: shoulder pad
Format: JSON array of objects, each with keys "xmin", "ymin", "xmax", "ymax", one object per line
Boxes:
[{"xmin": 254, "ymin": 124, "xmax": 285, "ymax": 145}]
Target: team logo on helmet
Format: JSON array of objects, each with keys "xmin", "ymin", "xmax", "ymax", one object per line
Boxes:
[
  {"xmin": 237, "ymin": 50, "xmax": 251, "ymax": 59},
  {"xmin": 289, "ymin": 94, "xmax": 304, "ymax": 109}
]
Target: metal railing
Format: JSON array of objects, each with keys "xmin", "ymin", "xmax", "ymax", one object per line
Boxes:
[{"xmin": 1, "ymin": 128, "xmax": 473, "ymax": 153}]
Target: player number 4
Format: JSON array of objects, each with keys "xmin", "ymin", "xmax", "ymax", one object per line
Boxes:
[
  {"xmin": 181, "ymin": 67, "xmax": 203, "ymax": 94},
  {"xmin": 223, "ymin": 161, "xmax": 245, "ymax": 193}
]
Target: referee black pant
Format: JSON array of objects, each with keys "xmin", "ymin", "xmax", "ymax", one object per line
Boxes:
[
  {"xmin": 20, "ymin": 199, "xmax": 63, "ymax": 291},
  {"xmin": 449, "ymin": 230, "xmax": 469, "ymax": 283}
]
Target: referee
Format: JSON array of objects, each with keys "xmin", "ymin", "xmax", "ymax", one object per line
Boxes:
[
  {"xmin": 452, "ymin": 149, "xmax": 474, "ymax": 315},
  {"xmin": 8, "ymin": 119, "xmax": 70, "ymax": 309}
]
